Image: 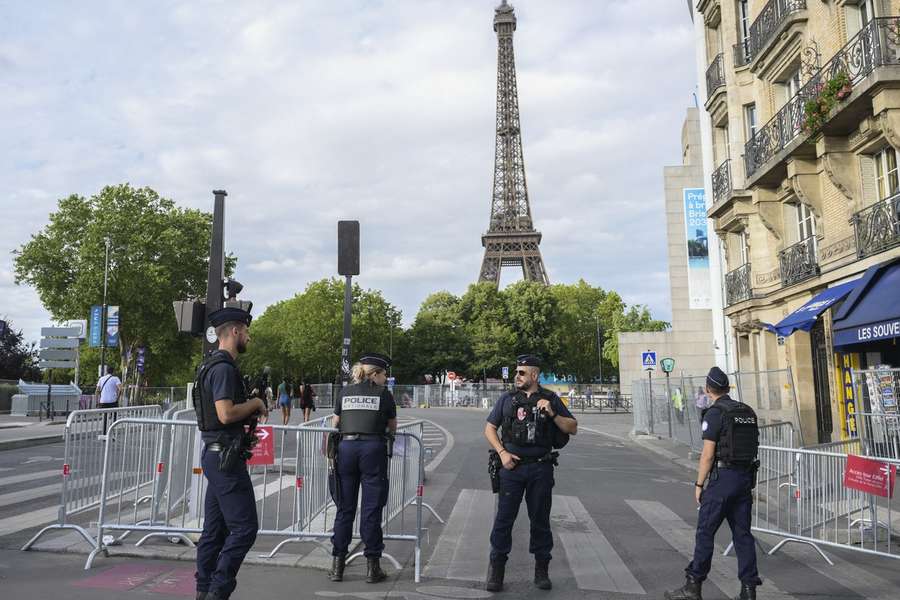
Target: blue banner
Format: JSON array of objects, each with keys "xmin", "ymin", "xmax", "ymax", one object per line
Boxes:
[
  {"xmin": 683, "ymin": 188, "xmax": 711, "ymax": 309},
  {"xmin": 89, "ymin": 305, "xmax": 103, "ymax": 348},
  {"xmin": 107, "ymin": 306, "xmax": 119, "ymax": 347}
]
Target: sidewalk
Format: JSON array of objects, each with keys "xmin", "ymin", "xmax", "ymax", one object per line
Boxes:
[{"xmin": 0, "ymin": 414, "xmax": 65, "ymax": 451}]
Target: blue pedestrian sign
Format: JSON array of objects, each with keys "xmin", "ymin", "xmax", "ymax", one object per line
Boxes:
[{"xmin": 641, "ymin": 351, "xmax": 657, "ymax": 371}]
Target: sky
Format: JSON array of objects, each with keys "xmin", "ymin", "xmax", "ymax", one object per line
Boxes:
[{"xmin": 0, "ymin": 0, "xmax": 697, "ymax": 345}]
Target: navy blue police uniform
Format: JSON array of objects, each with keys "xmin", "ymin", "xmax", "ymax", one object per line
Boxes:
[
  {"xmin": 330, "ymin": 353, "xmax": 397, "ymax": 580},
  {"xmin": 486, "ymin": 376, "xmax": 574, "ymax": 569},
  {"xmin": 193, "ymin": 308, "xmax": 259, "ymax": 600}
]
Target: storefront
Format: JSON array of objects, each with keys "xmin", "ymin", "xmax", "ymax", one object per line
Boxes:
[{"xmin": 832, "ymin": 257, "xmax": 900, "ymax": 435}]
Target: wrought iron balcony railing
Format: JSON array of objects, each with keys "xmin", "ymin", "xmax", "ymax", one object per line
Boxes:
[
  {"xmin": 711, "ymin": 159, "xmax": 733, "ymax": 205},
  {"xmin": 725, "ymin": 263, "xmax": 752, "ymax": 305},
  {"xmin": 748, "ymin": 0, "xmax": 806, "ymax": 60},
  {"xmin": 853, "ymin": 193, "xmax": 900, "ymax": 259},
  {"xmin": 706, "ymin": 53, "xmax": 726, "ymax": 102},
  {"xmin": 746, "ymin": 17, "xmax": 900, "ymax": 178},
  {"xmin": 734, "ymin": 40, "xmax": 752, "ymax": 67},
  {"xmin": 779, "ymin": 236, "xmax": 818, "ymax": 287}
]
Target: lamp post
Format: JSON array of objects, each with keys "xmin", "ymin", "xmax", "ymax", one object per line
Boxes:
[
  {"xmin": 595, "ymin": 314, "xmax": 603, "ymax": 385},
  {"xmin": 99, "ymin": 238, "xmax": 111, "ymax": 377}
]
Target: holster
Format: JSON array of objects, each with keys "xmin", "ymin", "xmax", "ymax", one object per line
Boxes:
[
  {"xmin": 488, "ymin": 450, "xmax": 501, "ymax": 494},
  {"xmin": 327, "ymin": 432, "xmax": 341, "ymax": 505},
  {"xmin": 386, "ymin": 433, "xmax": 395, "ymax": 458},
  {"xmin": 750, "ymin": 459, "xmax": 761, "ymax": 490}
]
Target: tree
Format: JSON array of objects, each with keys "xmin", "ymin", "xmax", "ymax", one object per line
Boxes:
[
  {"xmin": 458, "ymin": 282, "xmax": 517, "ymax": 379},
  {"xmin": 0, "ymin": 319, "xmax": 41, "ymax": 381},
  {"xmin": 14, "ymin": 184, "xmax": 233, "ymax": 386},
  {"xmin": 401, "ymin": 292, "xmax": 471, "ymax": 382}
]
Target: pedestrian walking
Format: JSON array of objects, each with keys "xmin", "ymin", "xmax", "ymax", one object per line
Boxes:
[
  {"xmin": 329, "ymin": 353, "xmax": 397, "ymax": 584},
  {"xmin": 265, "ymin": 384, "xmax": 274, "ymax": 412},
  {"xmin": 299, "ymin": 380, "xmax": 317, "ymax": 423},
  {"xmin": 665, "ymin": 367, "xmax": 761, "ymax": 600},
  {"xmin": 484, "ymin": 354, "xmax": 578, "ymax": 592},
  {"xmin": 95, "ymin": 364, "xmax": 122, "ymax": 434},
  {"xmin": 277, "ymin": 377, "xmax": 291, "ymax": 425},
  {"xmin": 193, "ymin": 307, "xmax": 268, "ymax": 600}
]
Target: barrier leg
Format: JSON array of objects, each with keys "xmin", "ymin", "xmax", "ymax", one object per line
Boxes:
[
  {"xmin": 22, "ymin": 524, "xmax": 95, "ymax": 551},
  {"xmin": 768, "ymin": 538, "xmax": 833, "ymax": 566}
]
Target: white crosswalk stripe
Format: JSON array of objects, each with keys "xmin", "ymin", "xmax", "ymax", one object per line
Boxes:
[
  {"xmin": 0, "ymin": 482, "xmax": 61, "ymax": 509},
  {"xmin": 0, "ymin": 469, "xmax": 59, "ymax": 487},
  {"xmin": 424, "ymin": 488, "xmax": 495, "ymax": 581}
]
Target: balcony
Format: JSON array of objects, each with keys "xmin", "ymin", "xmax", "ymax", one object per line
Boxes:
[
  {"xmin": 725, "ymin": 263, "xmax": 752, "ymax": 305},
  {"xmin": 778, "ymin": 236, "xmax": 819, "ymax": 287},
  {"xmin": 706, "ymin": 53, "xmax": 726, "ymax": 102},
  {"xmin": 745, "ymin": 17, "xmax": 900, "ymax": 181},
  {"xmin": 733, "ymin": 40, "xmax": 752, "ymax": 68},
  {"xmin": 711, "ymin": 159, "xmax": 733, "ymax": 205},
  {"xmin": 747, "ymin": 0, "xmax": 806, "ymax": 63},
  {"xmin": 853, "ymin": 193, "xmax": 900, "ymax": 259}
]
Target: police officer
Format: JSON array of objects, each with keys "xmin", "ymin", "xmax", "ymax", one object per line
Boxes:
[
  {"xmin": 665, "ymin": 367, "xmax": 762, "ymax": 600},
  {"xmin": 329, "ymin": 352, "xmax": 397, "ymax": 584},
  {"xmin": 193, "ymin": 307, "xmax": 268, "ymax": 600},
  {"xmin": 484, "ymin": 354, "xmax": 578, "ymax": 592}
]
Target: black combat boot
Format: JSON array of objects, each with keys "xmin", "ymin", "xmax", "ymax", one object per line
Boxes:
[
  {"xmin": 485, "ymin": 561, "xmax": 505, "ymax": 592},
  {"xmin": 664, "ymin": 575, "xmax": 703, "ymax": 600},
  {"xmin": 366, "ymin": 557, "xmax": 387, "ymax": 583},
  {"xmin": 196, "ymin": 593, "xmax": 207, "ymax": 600},
  {"xmin": 329, "ymin": 555, "xmax": 346, "ymax": 582},
  {"xmin": 205, "ymin": 591, "xmax": 225, "ymax": 600},
  {"xmin": 534, "ymin": 559, "xmax": 552, "ymax": 590},
  {"xmin": 735, "ymin": 583, "xmax": 756, "ymax": 600}
]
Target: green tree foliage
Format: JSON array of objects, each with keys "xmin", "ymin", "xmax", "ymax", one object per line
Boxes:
[
  {"xmin": 241, "ymin": 278, "xmax": 401, "ymax": 385},
  {"xmin": 0, "ymin": 318, "xmax": 41, "ymax": 381},
  {"xmin": 399, "ymin": 292, "xmax": 472, "ymax": 382},
  {"xmin": 13, "ymin": 184, "xmax": 233, "ymax": 386}
]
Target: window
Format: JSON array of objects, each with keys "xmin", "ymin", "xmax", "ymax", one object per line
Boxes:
[
  {"xmin": 847, "ymin": 0, "xmax": 876, "ymax": 36},
  {"xmin": 783, "ymin": 68, "xmax": 802, "ymax": 105},
  {"xmin": 859, "ymin": 0, "xmax": 876, "ymax": 28},
  {"xmin": 738, "ymin": 1, "xmax": 750, "ymax": 47},
  {"xmin": 874, "ymin": 146, "xmax": 899, "ymax": 199},
  {"xmin": 797, "ymin": 203, "xmax": 816, "ymax": 242},
  {"xmin": 740, "ymin": 230, "xmax": 750, "ymax": 265},
  {"xmin": 744, "ymin": 103, "xmax": 757, "ymax": 140}
]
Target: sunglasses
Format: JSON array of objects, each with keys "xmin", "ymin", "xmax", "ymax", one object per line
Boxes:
[{"xmin": 515, "ymin": 370, "xmax": 529, "ymax": 375}]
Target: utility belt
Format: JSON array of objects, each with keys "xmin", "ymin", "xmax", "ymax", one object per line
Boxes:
[
  {"xmin": 517, "ymin": 451, "xmax": 559, "ymax": 466},
  {"xmin": 716, "ymin": 460, "xmax": 755, "ymax": 471},
  {"xmin": 205, "ymin": 426, "xmax": 258, "ymax": 472},
  {"xmin": 341, "ymin": 433, "xmax": 386, "ymax": 441}
]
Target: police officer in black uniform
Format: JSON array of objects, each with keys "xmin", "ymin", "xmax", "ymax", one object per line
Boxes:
[
  {"xmin": 329, "ymin": 352, "xmax": 397, "ymax": 584},
  {"xmin": 484, "ymin": 355, "xmax": 578, "ymax": 592},
  {"xmin": 665, "ymin": 367, "xmax": 762, "ymax": 600},
  {"xmin": 193, "ymin": 308, "xmax": 268, "ymax": 600}
]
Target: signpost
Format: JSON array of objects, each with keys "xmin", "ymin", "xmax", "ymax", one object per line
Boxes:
[
  {"xmin": 38, "ymin": 326, "xmax": 80, "ymax": 421},
  {"xmin": 501, "ymin": 366, "xmax": 509, "ymax": 381},
  {"xmin": 660, "ymin": 357, "xmax": 676, "ymax": 439},
  {"xmin": 338, "ymin": 221, "xmax": 360, "ymax": 385},
  {"xmin": 642, "ymin": 351, "xmax": 657, "ymax": 433}
]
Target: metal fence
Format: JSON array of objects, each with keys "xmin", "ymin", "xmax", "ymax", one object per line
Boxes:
[{"xmin": 82, "ymin": 416, "xmax": 440, "ymax": 581}]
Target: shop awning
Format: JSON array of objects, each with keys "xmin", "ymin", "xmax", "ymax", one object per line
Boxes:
[
  {"xmin": 765, "ymin": 279, "xmax": 861, "ymax": 337},
  {"xmin": 833, "ymin": 257, "xmax": 900, "ymax": 348}
]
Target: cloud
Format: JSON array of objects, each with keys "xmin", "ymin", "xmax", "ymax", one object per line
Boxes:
[{"xmin": 0, "ymin": 0, "xmax": 696, "ymax": 345}]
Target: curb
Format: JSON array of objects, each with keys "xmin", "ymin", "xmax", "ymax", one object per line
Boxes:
[{"xmin": 0, "ymin": 434, "xmax": 64, "ymax": 451}]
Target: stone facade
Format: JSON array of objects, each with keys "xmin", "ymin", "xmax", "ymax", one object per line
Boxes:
[
  {"xmin": 619, "ymin": 109, "xmax": 716, "ymax": 395},
  {"xmin": 696, "ymin": 0, "xmax": 900, "ymax": 443}
]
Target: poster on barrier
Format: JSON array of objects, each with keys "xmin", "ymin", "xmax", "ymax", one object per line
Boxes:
[
  {"xmin": 248, "ymin": 426, "xmax": 275, "ymax": 466},
  {"xmin": 843, "ymin": 454, "xmax": 896, "ymax": 498}
]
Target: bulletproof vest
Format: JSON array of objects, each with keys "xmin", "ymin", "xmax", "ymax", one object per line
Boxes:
[
  {"xmin": 193, "ymin": 350, "xmax": 247, "ymax": 434},
  {"xmin": 500, "ymin": 391, "xmax": 552, "ymax": 450},
  {"xmin": 710, "ymin": 396, "xmax": 759, "ymax": 465},
  {"xmin": 338, "ymin": 381, "xmax": 387, "ymax": 435}
]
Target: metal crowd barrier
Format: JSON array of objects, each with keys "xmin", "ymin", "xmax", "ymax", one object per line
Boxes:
[
  {"xmin": 855, "ymin": 412, "xmax": 900, "ymax": 460},
  {"xmin": 730, "ymin": 445, "xmax": 900, "ymax": 564},
  {"xmin": 759, "ymin": 422, "xmax": 795, "ymax": 449},
  {"xmin": 83, "ymin": 417, "xmax": 442, "ymax": 582},
  {"xmin": 22, "ymin": 405, "xmax": 164, "ymax": 551}
]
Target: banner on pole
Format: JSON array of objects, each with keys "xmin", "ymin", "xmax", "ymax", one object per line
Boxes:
[
  {"xmin": 89, "ymin": 305, "xmax": 103, "ymax": 348},
  {"xmin": 107, "ymin": 306, "xmax": 120, "ymax": 347},
  {"xmin": 683, "ymin": 188, "xmax": 711, "ymax": 310}
]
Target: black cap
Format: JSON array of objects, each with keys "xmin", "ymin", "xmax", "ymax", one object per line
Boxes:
[
  {"xmin": 516, "ymin": 354, "xmax": 541, "ymax": 368},
  {"xmin": 706, "ymin": 366, "xmax": 729, "ymax": 389},
  {"xmin": 360, "ymin": 352, "xmax": 392, "ymax": 370},
  {"xmin": 208, "ymin": 307, "xmax": 252, "ymax": 328}
]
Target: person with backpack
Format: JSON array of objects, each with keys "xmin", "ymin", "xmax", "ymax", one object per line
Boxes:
[
  {"xmin": 483, "ymin": 354, "xmax": 578, "ymax": 592},
  {"xmin": 665, "ymin": 367, "xmax": 762, "ymax": 600}
]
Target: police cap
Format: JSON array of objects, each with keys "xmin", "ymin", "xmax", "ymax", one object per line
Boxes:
[
  {"xmin": 706, "ymin": 366, "xmax": 729, "ymax": 389},
  {"xmin": 516, "ymin": 354, "xmax": 541, "ymax": 368},
  {"xmin": 360, "ymin": 352, "xmax": 392, "ymax": 370},
  {"xmin": 209, "ymin": 307, "xmax": 252, "ymax": 328}
]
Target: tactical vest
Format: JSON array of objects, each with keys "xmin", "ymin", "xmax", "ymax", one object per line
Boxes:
[
  {"xmin": 500, "ymin": 391, "xmax": 552, "ymax": 450},
  {"xmin": 193, "ymin": 350, "xmax": 247, "ymax": 434},
  {"xmin": 708, "ymin": 396, "xmax": 759, "ymax": 465},
  {"xmin": 338, "ymin": 381, "xmax": 388, "ymax": 435}
]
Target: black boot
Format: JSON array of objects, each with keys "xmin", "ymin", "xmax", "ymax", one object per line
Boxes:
[
  {"xmin": 735, "ymin": 583, "xmax": 756, "ymax": 600},
  {"xmin": 329, "ymin": 555, "xmax": 346, "ymax": 582},
  {"xmin": 534, "ymin": 559, "xmax": 552, "ymax": 590},
  {"xmin": 205, "ymin": 592, "xmax": 225, "ymax": 600},
  {"xmin": 485, "ymin": 561, "xmax": 505, "ymax": 592},
  {"xmin": 664, "ymin": 576, "xmax": 703, "ymax": 600},
  {"xmin": 366, "ymin": 557, "xmax": 387, "ymax": 583},
  {"xmin": 196, "ymin": 593, "xmax": 207, "ymax": 600}
]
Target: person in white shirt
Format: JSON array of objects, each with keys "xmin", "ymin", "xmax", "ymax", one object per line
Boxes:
[{"xmin": 96, "ymin": 366, "xmax": 122, "ymax": 433}]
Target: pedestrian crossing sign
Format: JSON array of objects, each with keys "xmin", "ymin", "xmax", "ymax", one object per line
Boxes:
[{"xmin": 641, "ymin": 351, "xmax": 657, "ymax": 371}]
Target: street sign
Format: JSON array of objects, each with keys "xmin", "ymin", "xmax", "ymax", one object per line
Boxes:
[
  {"xmin": 38, "ymin": 360, "xmax": 78, "ymax": 369},
  {"xmin": 64, "ymin": 320, "xmax": 88, "ymax": 339},
  {"xmin": 41, "ymin": 327, "xmax": 81, "ymax": 338},
  {"xmin": 641, "ymin": 351, "xmax": 657, "ymax": 371},
  {"xmin": 501, "ymin": 366, "xmax": 509, "ymax": 380},
  {"xmin": 248, "ymin": 426, "xmax": 275, "ymax": 466},
  {"xmin": 39, "ymin": 349, "xmax": 78, "ymax": 361},
  {"xmin": 40, "ymin": 338, "xmax": 79, "ymax": 349},
  {"xmin": 660, "ymin": 357, "xmax": 676, "ymax": 374}
]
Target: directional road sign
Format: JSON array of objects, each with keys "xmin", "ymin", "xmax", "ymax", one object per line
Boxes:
[
  {"xmin": 40, "ymin": 338, "xmax": 79, "ymax": 349},
  {"xmin": 641, "ymin": 351, "xmax": 657, "ymax": 371},
  {"xmin": 39, "ymin": 349, "xmax": 77, "ymax": 361},
  {"xmin": 660, "ymin": 357, "xmax": 676, "ymax": 373},
  {"xmin": 41, "ymin": 327, "xmax": 81, "ymax": 338}
]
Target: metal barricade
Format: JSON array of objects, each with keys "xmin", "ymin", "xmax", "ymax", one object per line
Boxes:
[
  {"xmin": 84, "ymin": 417, "xmax": 441, "ymax": 582},
  {"xmin": 759, "ymin": 422, "xmax": 795, "ymax": 449},
  {"xmin": 22, "ymin": 405, "xmax": 164, "ymax": 551},
  {"xmin": 855, "ymin": 412, "xmax": 900, "ymax": 460}
]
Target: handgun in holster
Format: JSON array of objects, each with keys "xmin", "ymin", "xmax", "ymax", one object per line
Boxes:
[
  {"xmin": 218, "ymin": 419, "xmax": 258, "ymax": 472},
  {"xmin": 750, "ymin": 459, "xmax": 761, "ymax": 490},
  {"xmin": 326, "ymin": 431, "xmax": 342, "ymax": 505},
  {"xmin": 488, "ymin": 449, "xmax": 501, "ymax": 494},
  {"xmin": 386, "ymin": 432, "xmax": 395, "ymax": 458}
]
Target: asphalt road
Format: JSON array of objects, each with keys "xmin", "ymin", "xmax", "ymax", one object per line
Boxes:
[{"xmin": 1, "ymin": 408, "xmax": 899, "ymax": 599}]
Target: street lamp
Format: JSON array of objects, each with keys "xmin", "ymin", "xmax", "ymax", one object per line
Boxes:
[
  {"xmin": 99, "ymin": 237, "xmax": 111, "ymax": 377},
  {"xmin": 595, "ymin": 314, "xmax": 603, "ymax": 385}
]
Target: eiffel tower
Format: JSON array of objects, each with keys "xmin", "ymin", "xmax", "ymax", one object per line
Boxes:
[{"xmin": 478, "ymin": 0, "xmax": 549, "ymax": 286}]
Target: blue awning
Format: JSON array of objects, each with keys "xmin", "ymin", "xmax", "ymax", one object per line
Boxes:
[
  {"xmin": 833, "ymin": 257, "xmax": 900, "ymax": 348},
  {"xmin": 765, "ymin": 279, "xmax": 861, "ymax": 337}
]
